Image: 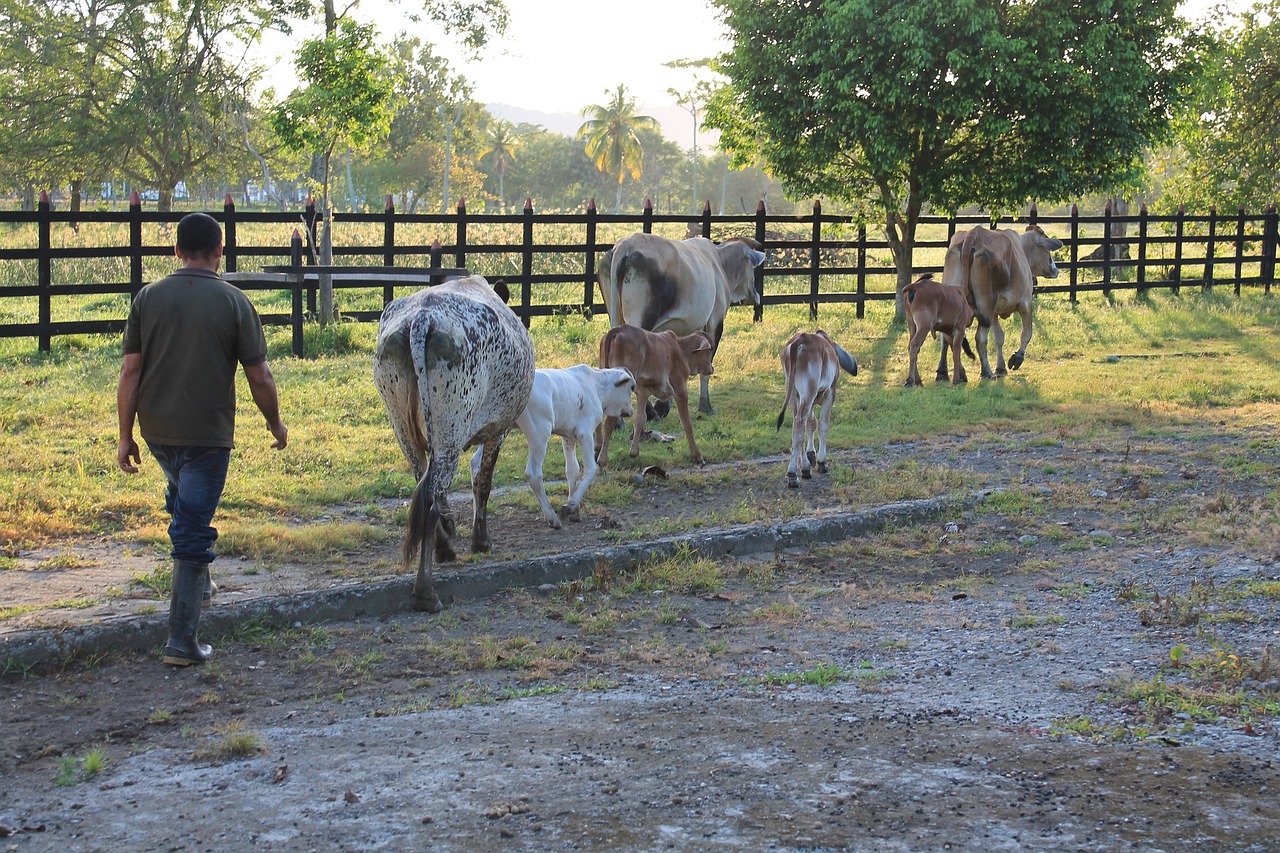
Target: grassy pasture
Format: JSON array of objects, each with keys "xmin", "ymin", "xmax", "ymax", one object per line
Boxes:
[{"xmin": 2, "ymin": 280, "xmax": 1280, "ymax": 555}]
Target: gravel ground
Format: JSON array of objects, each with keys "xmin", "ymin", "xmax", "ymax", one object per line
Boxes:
[{"xmin": 2, "ymin": 427, "xmax": 1280, "ymax": 851}]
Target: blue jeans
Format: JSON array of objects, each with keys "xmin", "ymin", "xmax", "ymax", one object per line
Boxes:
[{"xmin": 146, "ymin": 444, "xmax": 231, "ymax": 564}]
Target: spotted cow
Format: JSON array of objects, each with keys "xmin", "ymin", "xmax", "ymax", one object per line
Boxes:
[{"xmin": 373, "ymin": 276, "xmax": 535, "ymax": 612}]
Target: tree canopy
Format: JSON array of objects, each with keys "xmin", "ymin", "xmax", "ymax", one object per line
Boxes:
[
  {"xmin": 708, "ymin": 0, "xmax": 1196, "ymax": 299},
  {"xmin": 577, "ymin": 84, "xmax": 662, "ymax": 212}
]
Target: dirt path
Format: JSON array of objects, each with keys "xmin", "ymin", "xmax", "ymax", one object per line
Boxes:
[{"xmin": 3, "ymin": 427, "xmax": 1280, "ymax": 850}]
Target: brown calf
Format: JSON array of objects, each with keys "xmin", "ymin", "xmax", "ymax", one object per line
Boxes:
[
  {"xmin": 776, "ymin": 330, "xmax": 858, "ymax": 487},
  {"xmin": 596, "ymin": 324, "xmax": 714, "ymax": 466},
  {"xmin": 903, "ymin": 274, "xmax": 976, "ymax": 386}
]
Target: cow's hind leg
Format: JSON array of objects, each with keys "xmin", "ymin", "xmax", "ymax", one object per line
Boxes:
[
  {"xmin": 523, "ymin": 429, "xmax": 560, "ymax": 529},
  {"xmin": 469, "ymin": 440, "xmax": 502, "ymax": 552},
  {"xmin": 949, "ymin": 334, "xmax": 968, "ymax": 384},
  {"xmin": 560, "ymin": 433, "xmax": 596, "ymax": 523},
  {"xmin": 404, "ymin": 474, "xmax": 444, "ymax": 612},
  {"xmin": 786, "ymin": 405, "xmax": 805, "ymax": 488},
  {"xmin": 814, "ymin": 389, "xmax": 834, "ymax": 474},
  {"xmin": 934, "ymin": 335, "xmax": 950, "ymax": 383},
  {"xmin": 1007, "ymin": 304, "xmax": 1032, "ymax": 371},
  {"xmin": 992, "ymin": 320, "xmax": 1009, "ymax": 376}
]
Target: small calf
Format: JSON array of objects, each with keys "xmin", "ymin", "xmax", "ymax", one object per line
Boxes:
[
  {"xmin": 471, "ymin": 365, "xmax": 635, "ymax": 529},
  {"xmin": 597, "ymin": 324, "xmax": 714, "ymax": 467},
  {"xmin": 776, "ymin": 330, "xmax": 858, "ymax": 488},
  {"xmin": 903, "ymin": 274, "xmax": 976, "ymax": 386}
]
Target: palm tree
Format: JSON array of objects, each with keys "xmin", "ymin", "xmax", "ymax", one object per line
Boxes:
[
  {"xmin": 479, "ymin": 121, "xmax": 520, "ymax": 212},
  {"xmin": 577, "ymin": 84, "xmax": 661, "ymax": 212}
]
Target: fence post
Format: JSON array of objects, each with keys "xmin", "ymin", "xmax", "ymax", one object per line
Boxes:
[
  {"xmin": 304, "ymin": 196, "xmax": 318, "ymax": 315},
  {"xmin": 856, "ymin": 221, "xmax": 867, "ymax": 320},
  {"xmin": 808, "ymin": 200, "xmax": 821, "ymax": 320},
  {"xmin": 700, "ymin": 200, "xmax": 713, "ymax": 239},
  {"xmin": 1136, "ymin": 204, "xmax": 1148, "ymax": 296},
  {"xmin": 38, "ymin": 191, "xmax": 52, "ymax": 352},
  {"xmin": 222, "ymin": 194, "xmax": 237, "ymax": 274},
  {"xmin": 642, "ymin": 199, "xmax": 654, "ymax": 234},
  {"xmin": 1234, "ymin": 206, "xmax": 1245, "ymax": 297},
  {"xmin": 1101, "ymin": 200, "xmax": 1113, "ymax": 299},
  {"xmin": 289, "ymin": 229, "xmax": 304, "ymax": 358},
  {"xmin": 754, "ymin": 199, "xmax": 766, "ymax": 322},
  {"xmin": 1028, "ymin": 202, "xmax": 1038, "ymax": 228},
  {"xmin": 382, "ymin": 195, "xmax": 396, "ymax": 306},
  {"xmin": 1069, "ymin": 203, "xmax": 1079, "ymax": 303},
  {"xmin": 1203, "ymin": 206, "xmax": 1216, "ymax": 291},
  {"xmin": 584, "ymin": 198, "xmax": 599, "ymax": 314},
  {"xmin": 455, "ymin": 198, "xmax": 468, "ymax": 268},
  {"xmin": 520, "ymin": 198, "xmax": 533, "ymax": 328},
  {"xmin": 1174, "ymin": 204, "xmax": 1185, "ymax": 295},
  {"xmin": 1264, "ymin": 203, "xmax": 1277, "ymax": 294}
]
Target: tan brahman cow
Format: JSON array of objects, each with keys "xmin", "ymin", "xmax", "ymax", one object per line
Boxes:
[
  {"xmin": 373, "ymin": 276, "xmax": 534, "ymax": 612},
  {"xmin": 902, "ymin": 274, "xmax": 976, "ymax": 386},
  {"xmin": 598, "ymin": 233, "xmax": 765, "ymax": 414},
  {"xmin": 941, "ymin": 225, "xmax": 1063, "ymax": 379},
  {"xmin": 596, "ymin": 324, "xmax": 714, "ymax": 467},
  {"xmin": 776, "ymin": 330, "xmax": 858, "ymax": 488}
]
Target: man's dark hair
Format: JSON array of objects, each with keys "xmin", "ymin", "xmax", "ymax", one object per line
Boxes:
[{"xmin": 176, "ymin": 212, "xmax": 222, "ymax": 259}]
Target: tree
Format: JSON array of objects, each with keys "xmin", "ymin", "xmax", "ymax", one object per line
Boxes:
[
  {"xmin": 270, "ymin": 18, "xmax": 395, "ymax": 323},
  {"xmin": 708, "ymin": 0, "xmax": 1195, "ymax": 313},
  {"xmin": 1156, "ymin": 1, "xmax": 1280, "ymax": 212},
  {"xmin": 479, "ymin": 120, "xmax": 520, "ymax": 212},
  {"xmin": 577, "ymin": 84, "xmax": 662, "ymax": 212}
]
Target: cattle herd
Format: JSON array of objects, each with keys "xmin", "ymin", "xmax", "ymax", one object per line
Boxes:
[{"xmin": 374, "ymin": 225, "xmax": 1063, "ymax": 609}]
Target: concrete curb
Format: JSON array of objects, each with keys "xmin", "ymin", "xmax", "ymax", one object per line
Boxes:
[{"xmin": 0, "ymin": 495, "xmax": 969, "ymax": 673}]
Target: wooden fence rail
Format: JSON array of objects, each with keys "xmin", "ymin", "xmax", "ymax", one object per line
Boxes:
[{"xmin": 0, "ymin": 192, "xmax": 1275, "ymax": 353}]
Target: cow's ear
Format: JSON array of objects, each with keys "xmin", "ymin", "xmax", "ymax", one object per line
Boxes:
[{"xmin": 491, "ymin": 278, "xmax": 511, "ymax": 304}]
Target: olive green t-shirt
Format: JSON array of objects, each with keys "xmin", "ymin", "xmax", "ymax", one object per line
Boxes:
[{"xmin": 122, "ymin": 268, "xmax": 267, "ymax": 448}]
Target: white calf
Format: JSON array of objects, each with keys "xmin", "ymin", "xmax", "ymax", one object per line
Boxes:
[
  {"xmin": 473, "ymin": 365, "xmax": 635, "ymax": 528},
  {"xmin": 776, "ymin": 330, "xmax": 858, "ymax": 488}
]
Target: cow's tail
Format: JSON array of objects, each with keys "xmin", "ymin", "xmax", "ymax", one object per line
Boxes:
[
  {"xmin": 608, "ymin": 251, "xmax": 630, "ymax": 327},
  {"xmin": 834, "ymin": 343, "xmax": 858, "ymax": 377},
  {"xmin": 776, "ymin": 344, "xmax": 799, "ymax": 431},
  {"xmin": 960, "ymin": 232, "xmax": 992, "ymax": 329},
  {"xmin": 401, "ymin": 314, "xmax": 437, "ymax": 570},
  {"xmin": 961, "ymin": 335, "xmax": 975, "ymax": 360}
]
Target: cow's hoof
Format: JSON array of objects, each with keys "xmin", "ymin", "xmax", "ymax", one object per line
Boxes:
[
  {"xmin": 558, "ymin": 504, "xmax": 581, "ymax": 523},
  {"xmin": 806, "ymin": 450, "xmax": 817, "ymax": 466},
  {"xmin": 652, "ymin": 399, "xmax": 671, "ymax": 419},
  {"xmin": 935, "ymin": 372, "xmax": 949, "ymax": 383},
  {"xmin": 413, "ymin": 593, "xmax": 443, "ymax": 613},
  {"xmin": 816, "ymin": 461, "xmax": 828, "ymax": 475},
  {"xmin": 435, "ymin": 543, "xmax": 457, "ymax": 563},
  {"xmin": 905, "ymin": 379, "xmax": 918, "ymax": 388},
  {"xmin": 1008, "ymin": 354, "xmax": 1024, "ymax": 370},
  {"xmin": 547, "ymin": 516, "xmax": 563, "ymax": 530},
  {"xmin": 952, "ymin": 376, "xmax": 968, "ymax": 385},
  {"xmin": 786, "ymin": 474, "xmax": 799, "ymax": 489},
  {"xmin": 801, "ymin": 468, "xmax": 812, "ymax": 480},
  {"xmin": 698, "ymin": 404, "xmax": 715, "ymax": 416},
  {"xmin": 693, "ymin": 456, "xmax": 706, "ymax": 467},
  {"xmin": 472, "ymin": 536, "xmax": 493, "ymax": 554}
]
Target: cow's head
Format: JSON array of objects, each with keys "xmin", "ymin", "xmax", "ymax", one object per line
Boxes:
[
  {"xmin": 1021, "ymin": 225, "xmax": 1064, "ymax": 280},
  {"xmin": 717, "ymin": 237, "xmax": 766, "ymax": 305},
  {"xmin": 600, "ymin": 367, "xmax": 636, "ymax": 420},
  {"xmin": 679, "ymin": 331, "xmax": 716, "ymax": 377}
]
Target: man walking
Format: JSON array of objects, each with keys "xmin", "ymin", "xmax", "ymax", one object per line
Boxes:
[{"xmin": 117, "ymin": 212, "xmax": 288, "ymax": 666}]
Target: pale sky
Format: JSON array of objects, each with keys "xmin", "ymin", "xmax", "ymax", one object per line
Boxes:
[{"xmin": 259, "ymin": 0, "xmax": 728, "ymax": 117}]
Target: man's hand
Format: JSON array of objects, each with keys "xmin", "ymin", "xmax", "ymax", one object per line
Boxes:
[
  {"xmin": 268, "ymin": 420, "xmax": 288, "ymax": 450},
  {"xmin": 117, "ymin": 436, "xmax": 141, "ymax": 473}
]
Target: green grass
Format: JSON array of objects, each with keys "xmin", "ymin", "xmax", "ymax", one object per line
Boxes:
[{"xmin": 2, "ymin": 287, "xmax": 1280, "ymax": 551}]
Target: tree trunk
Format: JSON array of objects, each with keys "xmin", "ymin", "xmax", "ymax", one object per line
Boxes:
[{"xmin": 319, "ymin": 152, "xmax": 334, "ymax": 326}]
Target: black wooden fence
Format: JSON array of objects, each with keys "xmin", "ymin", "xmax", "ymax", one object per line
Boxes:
[{"xmin": 1, "ymin": 191, "xmax": 1275, "ymax": 353}]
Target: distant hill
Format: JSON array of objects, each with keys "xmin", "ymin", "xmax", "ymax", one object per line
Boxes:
[{"xmin": 485, "ymin": 103, "xmax": 720, "ymax": 149}]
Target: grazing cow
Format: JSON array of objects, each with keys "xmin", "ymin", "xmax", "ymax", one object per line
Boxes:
[
  {"xmin": 471, "ymin": 365, "xmax": 636, "ymax": 529},
  {"xmin": 597, "ymin": 325, "xmax": 714, "ymax": 467},
  {"xmin": 598, "ymin": 233, "xmax": 765, "ymax": 414},
  {"xmin": 775, "ymin": 331, "xmax": 858, "ymax": 488},
  {"xmin": 373, "ymin": 276, "xmax": 535, "ymax": 612},
  {"xmin": 941, "ymin": 224, "xmax": 1063, "ymax": 378},
  {"xmin": 902, "ymin": 274, "xmax": 976, "ymax": 386}
]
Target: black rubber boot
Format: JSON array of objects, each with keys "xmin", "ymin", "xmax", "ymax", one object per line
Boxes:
[
  {"xmin": 203, "ymin": 573, "xmax": 217, "ymax": 607},
  {"xmin": 163, "ymin": 560, "xmax": 213, "ymax": 666}
]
